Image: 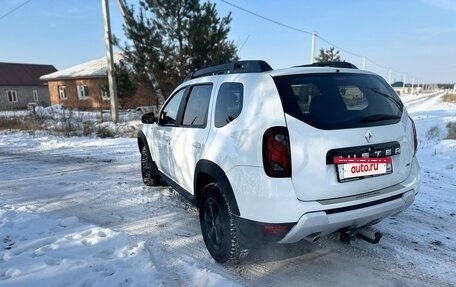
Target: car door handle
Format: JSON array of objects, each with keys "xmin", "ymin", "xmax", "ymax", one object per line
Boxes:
[{"xmin": 192, "ymin": 142, "xmax": 202, "ymax": 149}]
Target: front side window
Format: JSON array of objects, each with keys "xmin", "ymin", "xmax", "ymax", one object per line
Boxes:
[
  {"xmin": 58, "ymin": 86, "xmax": 67, "ymax": 99},
  {"xmin": 182, "ymin": 85, "xmax": 212, "ymax": 127},
  {"xmin": 274, "ymin": 73, "xmax": 403, "ymax": 130},
  {"xmin": 214, "ymin": 82, "xmax": 243, "ymax": 128},
  {"xmin": 77, "ymin": 85, "xmax": 89, "ymax": 99},
  {"xmin": 338, "ymin": 86, "xmax": 368, "ymax": 111},
  {"xmin": 7, "ymin": 90, "xmax": 18, "ymax": 102},
  {"xmin": 158, "ymin": 88, "xmax": 186, "ymax": 126},
  {"xmin": 291, "ymin": 83, "xmax": 321, "ymax": 113}
]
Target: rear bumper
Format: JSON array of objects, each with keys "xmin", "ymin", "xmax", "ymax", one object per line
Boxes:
[
  {"xmin": 278, "ymin": 157, "xmax": 420, "ymax": 243},
  {"xmin": 278, "ymin": 189, "xmax": 415, "ymax": 243},
  {"xmin": 227, "ymin": 157, "xmax": 420, "ymax": 242},
  {"xmin": 234, "ymin": 216, "xmax": 294, "ymax": 242}
]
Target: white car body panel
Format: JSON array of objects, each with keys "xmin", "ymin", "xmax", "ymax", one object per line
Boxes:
[
  {"xmin": 228, "ymin": 157, "xmax": 420, "ymax": 225},
  {"xmin": 152, "ymin": 126, "xmax": 174, "ymax": 178},
  {"xmin": 286, "ymin": 112, "xmax": 415, "ymax": 201},
  {"xmin": 201, "ymin": 74, "xmax": 286, "ymax": 171}
]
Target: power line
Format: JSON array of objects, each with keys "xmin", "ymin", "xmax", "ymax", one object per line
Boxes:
[
  {"xmin": 366, "ymin": 57, "xmax": 389, "ymax": 70},
  {"xmin": 221, "ymin": 0, "xmax": 363, "ymax": 57},
  {"xmin": 219, "ymin": 0, "xmax": 428, "ymax": 83},
  {"xmin": 220, "ymin": 0, "xmax": 313, "ymax": 35},
  {"xmin": 0, "ymin": 0, "xmax": 33, "ymax": 21},
  {"xmin": 316, "ymin": 35, "xmax": 363, "ymax": 58}
]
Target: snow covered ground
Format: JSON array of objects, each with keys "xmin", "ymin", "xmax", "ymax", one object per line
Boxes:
[
  {"xmin": 0, "ymin": 92, "xmax": 455, "ymax": 286},
  {"xmin": 0, "ymin": 208, "xmax": 161, "ymax": 286},
  {"xmin": 0, "ymin": 105, "xmax": 142, "ymax": 138}
]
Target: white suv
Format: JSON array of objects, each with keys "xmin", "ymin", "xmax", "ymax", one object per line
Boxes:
[{"xmin": 138, "ymin": 61, "xmax": 420, "ymax": 263}]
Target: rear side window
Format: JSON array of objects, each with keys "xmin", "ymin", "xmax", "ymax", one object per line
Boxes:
[
  {"xmin": 274, "ymin": 73, "xmax": 403, "ymax": 130},
  {"xmin": 214, "ymin": 82, "xmax": 243, "ymax": 128},
  {"xmin": 182, "ymin": 84, "xmax": 212, "ymax": 127}
]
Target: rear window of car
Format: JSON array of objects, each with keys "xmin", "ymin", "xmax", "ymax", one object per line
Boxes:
[{"xmin": 273, "ymin": 73, "xmax": 404, "ymax": 130}]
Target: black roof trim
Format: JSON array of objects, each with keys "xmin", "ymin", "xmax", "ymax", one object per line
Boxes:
[
  {"xmin": 185, "ymin": 60, "xmax": 273, "ymax": 81},
  {"xmin": 294, "ymin": 61, "xmax": 358, "ymax": 69}
]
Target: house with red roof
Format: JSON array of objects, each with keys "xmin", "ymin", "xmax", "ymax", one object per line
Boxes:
[{"xmin": 40, "ymin": 54, "xmax": 156, "ymax": 110}]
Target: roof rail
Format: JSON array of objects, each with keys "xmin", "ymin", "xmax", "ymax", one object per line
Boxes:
[
  {"xmin": 184, "ymin": 60, "xmax": 273, "ymax": 81},
  {"xmin": 295, "ymin": 61, "xmax": 358, "ymax": 69}
]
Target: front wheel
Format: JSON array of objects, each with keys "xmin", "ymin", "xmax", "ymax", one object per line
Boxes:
[
  {"xmin": 140, "ymin": 145, "xmax": 160, "ymax": 186},
  {"xmin": 199, "ymin": 183, "xmax": 241, "ymax": 263}
]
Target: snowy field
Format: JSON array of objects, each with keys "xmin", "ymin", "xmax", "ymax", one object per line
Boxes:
[{"xmin": 0, "ymin": 92, "xmax": 455, "ymax": 286}]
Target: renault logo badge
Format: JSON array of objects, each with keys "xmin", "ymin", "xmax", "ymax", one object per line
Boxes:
[{"xmin": 365, "ymin": 130, "xmax": 373, "ymax": 143}]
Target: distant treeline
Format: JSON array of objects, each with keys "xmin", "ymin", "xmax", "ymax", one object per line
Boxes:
[{"xmin": 392, "ymin": 82, "xmax": 454, "ymax": 89}]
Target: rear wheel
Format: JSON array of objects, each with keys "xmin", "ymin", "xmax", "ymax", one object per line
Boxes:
[
  {"xmin": 199, "ymin": 183, "xmax": 241, "ymax": 263},
  {"xmin": 140, "ymin": 145, "xmax": 160, "ymax": 186}
]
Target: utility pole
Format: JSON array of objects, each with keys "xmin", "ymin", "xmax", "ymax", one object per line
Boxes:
[
  {"xmin": 402, "ymin": 74, "xmax": 406, "ymax": 94},
  {"xmin": 310, "ymin": 32, "xmax": 316, "ymax": 64},
  {"xmin": 362, "ymin": 56, "xmax": 366, "ymax": 70},
  {"xmin": 101, "ymin": 0, "xmax": 119, "ymax": 123},
  {"xmin": 411, "ymin": 78, "xmax": 415, "ymax": 94}
]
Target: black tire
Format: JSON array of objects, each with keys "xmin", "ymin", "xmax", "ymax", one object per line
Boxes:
[
  {"xmin": 199, "ymin": 183, "xmax": 241, "ymax": 264},
  {"xmin": 140, "ymin": 145, "xmax": 160, "ymax": 186}
]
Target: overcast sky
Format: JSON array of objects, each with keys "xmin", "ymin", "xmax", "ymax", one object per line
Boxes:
[{"xmin": 1, "ymin": 0, "xmax": 455, "ymax": 84}]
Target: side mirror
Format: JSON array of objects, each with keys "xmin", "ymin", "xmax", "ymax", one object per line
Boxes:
[{"xmin": 141, "ymin": 112, "xmax": 156, "ymax": 124}]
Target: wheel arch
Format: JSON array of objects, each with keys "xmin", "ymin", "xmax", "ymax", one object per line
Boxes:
[{"xmin": 194, "ymin": 159, "xmax": 240, "ymax": 216}]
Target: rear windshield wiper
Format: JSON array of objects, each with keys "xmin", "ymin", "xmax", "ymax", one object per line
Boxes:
[
  {"xmin": 369, "ymin": 88, "xmax": 403, "ymax": 109},
  {"xmin": 360, "ymin": 114, "xmax": 401, "ymax": 123}
]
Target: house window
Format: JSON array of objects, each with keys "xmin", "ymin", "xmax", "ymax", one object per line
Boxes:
[
  {"xmin": 77, "ymin": 85, "xmax": 89, "ymax": 99},
  {"xmin": 6, "ymin": 90, "xmax": 18, "ymax": 103},
  {"xmin": 58, "ymin": 86, "xmax": 67, "ymax": 100},
  {"xmin": 100, "ymin": 85, "xmax": 110, "ymax": 100},
  {"xmin": 33, "ymin": 90, "xmax": 39, "ymax": 102}
]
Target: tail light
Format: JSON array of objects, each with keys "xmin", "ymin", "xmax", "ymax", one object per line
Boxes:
[
  {"xmin": 409, "ymin": 116, "xmax": 418, "ymax": 157},
  {"xmin": 262, "ymin": 127, "xmax": 291, "ymax": 177}
]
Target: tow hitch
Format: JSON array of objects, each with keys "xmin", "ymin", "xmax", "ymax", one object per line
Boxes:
[{"xmin": 340, "ymin": 231, "xmax": 383, "ymax": 244}]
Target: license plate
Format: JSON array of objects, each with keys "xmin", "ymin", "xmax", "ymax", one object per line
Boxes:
[{"xmin": 334, "ymin": 158, "xmax": 392, "ymax": 182}]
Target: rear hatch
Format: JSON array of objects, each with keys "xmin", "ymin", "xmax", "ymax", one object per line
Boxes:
[{"xmin": 273, "ymin": 71, "xmax": 415, "ymax": 201}]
